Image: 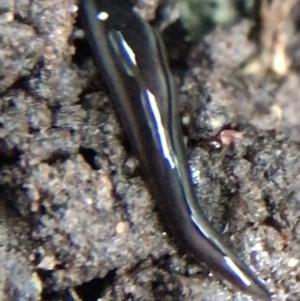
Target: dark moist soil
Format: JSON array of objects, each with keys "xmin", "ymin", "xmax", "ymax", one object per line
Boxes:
[{"xmin": 1, "ymin": 1, "xmax": 300, "ymax": 301}]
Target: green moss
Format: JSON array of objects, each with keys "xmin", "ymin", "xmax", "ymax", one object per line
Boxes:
[{"xmin": 173, "ymin": 0, "xmax": 256, "ymax": 39}]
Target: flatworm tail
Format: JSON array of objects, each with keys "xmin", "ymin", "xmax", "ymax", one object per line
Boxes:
[{"xmin": 81, "ymin": 0, "xmax": 271, "ymax": 299}]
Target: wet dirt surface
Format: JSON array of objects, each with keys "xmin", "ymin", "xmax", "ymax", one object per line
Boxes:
[{"xmin": 1, "ymin": 1, "xmax": 300, "ymax": 301}]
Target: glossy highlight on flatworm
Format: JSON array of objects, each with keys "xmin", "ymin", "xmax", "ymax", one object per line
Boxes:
[{"xmin": 81, "ymin": 0, "xmax": 271, "ymax": 299}]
